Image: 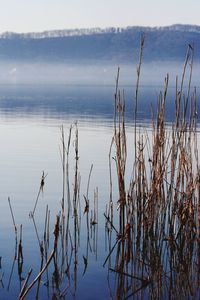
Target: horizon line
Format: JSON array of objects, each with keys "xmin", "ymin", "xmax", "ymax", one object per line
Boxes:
[{"xmin": 0, "ymin": 23, "xmax": 200, "ymax": 35}]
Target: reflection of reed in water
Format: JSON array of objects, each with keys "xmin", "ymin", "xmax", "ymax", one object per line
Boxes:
[
  {"xmin": 105, "ymin": 41, "xmax": 200, "ymax": 299},
  {"xmin": 12, "ymin": 122, "xmax": 99, "ymax": 299}
]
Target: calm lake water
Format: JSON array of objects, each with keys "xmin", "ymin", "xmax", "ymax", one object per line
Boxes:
[{"xmin": 0, "ymin": 83, "xmax": 198, "ymax": 299}]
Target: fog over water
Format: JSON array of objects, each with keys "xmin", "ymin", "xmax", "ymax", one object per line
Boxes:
[{"xmin": 0, "ymin": 60, "xmax": 199, "ymax": 87}]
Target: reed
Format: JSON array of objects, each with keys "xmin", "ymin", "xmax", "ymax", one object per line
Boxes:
[{"xmin": 104, "ymin": 43, "xmax": 200, "ymax": 299}]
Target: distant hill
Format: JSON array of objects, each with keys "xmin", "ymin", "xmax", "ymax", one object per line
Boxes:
[{"xmin": 0, "ymin": 24, "xmax": 199, "ymax": 62}]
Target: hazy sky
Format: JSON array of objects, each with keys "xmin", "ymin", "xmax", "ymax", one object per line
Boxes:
[{"xmin": 0, "ymin": 0, "xmax": 199, "ymax": 33}]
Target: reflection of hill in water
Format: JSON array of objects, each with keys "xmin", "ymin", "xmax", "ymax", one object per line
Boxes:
[{"xmin": 0, "ymin": 84, "xmax": 197, "ymax": 124}]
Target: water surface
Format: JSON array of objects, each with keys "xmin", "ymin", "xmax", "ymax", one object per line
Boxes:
[{"xmin": 0, "ymin": 83, "xmax": 198, "ymax": 299}]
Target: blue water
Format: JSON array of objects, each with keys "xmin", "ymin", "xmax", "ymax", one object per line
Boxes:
[
  {"xmin": 0, "ymin": 83, "xmax": 198, "ymax": 299},
  {"xmin": 0, "ymin": 83, "xmax": 189, "ymax": 123}
]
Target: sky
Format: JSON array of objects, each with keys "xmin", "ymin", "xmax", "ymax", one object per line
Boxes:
[{"xmin": 0, "ymin": 0, "xmax": 199, "ymax": 33}]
